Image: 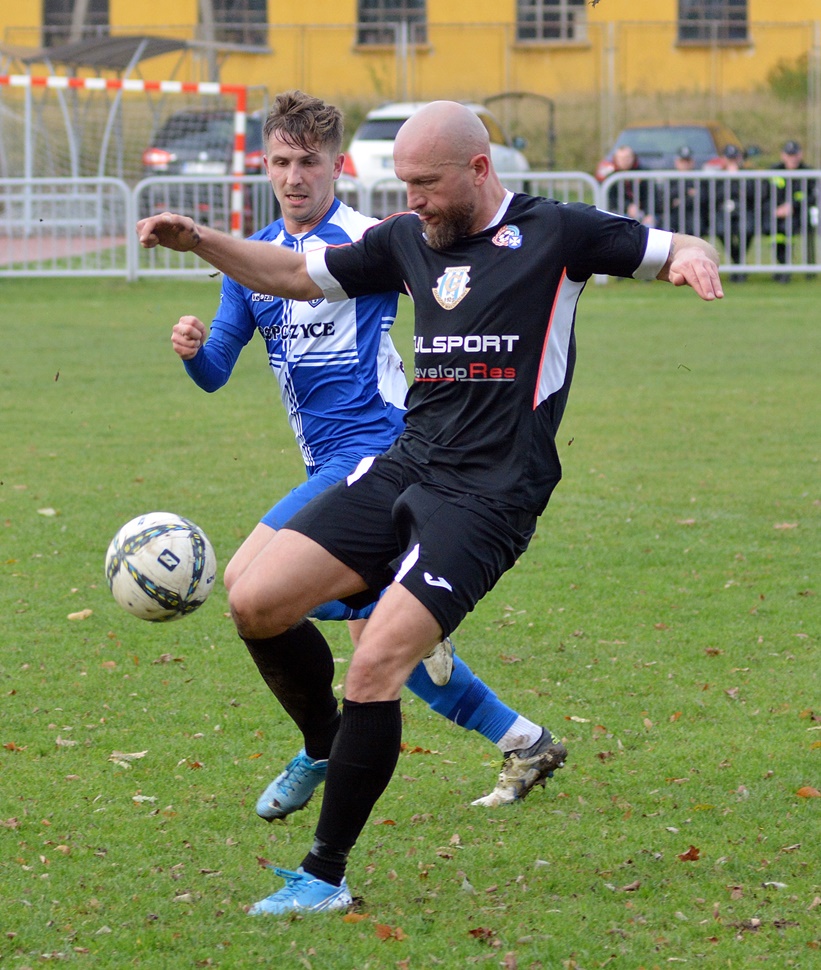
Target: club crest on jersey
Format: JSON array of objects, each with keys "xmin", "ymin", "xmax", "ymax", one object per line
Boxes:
[
  {"xmin": 307, "ymin": 296, "xmax": 325, "ymax": 308},
  {"xmin": 433, "ymin": 266, "xmax": 471, "ymax": 310},
  {"xmin": 492, "ymin": 224, "xmax": 522, "ymax": 249}
]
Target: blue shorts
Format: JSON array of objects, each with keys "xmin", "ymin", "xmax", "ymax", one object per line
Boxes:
[{"xmin": 260, "ymin": 452, "xmax": 372, "ymax": 531}]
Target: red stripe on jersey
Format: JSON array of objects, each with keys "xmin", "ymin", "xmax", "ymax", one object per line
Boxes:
[
  {"xmin": 532, "ymin": 268, "xmax": 564, "ymax": 410},
  {"xmin": 532, "ymin": 269, "xmax": 584, "ymax": 410}
]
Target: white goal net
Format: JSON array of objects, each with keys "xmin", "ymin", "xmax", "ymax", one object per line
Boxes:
[{"xmin": 0, "ymin": 75, "xmax": 272, "ymax": 238}]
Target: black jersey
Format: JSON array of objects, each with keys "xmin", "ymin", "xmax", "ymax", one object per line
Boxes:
[{"xmin": 310, "ymin": 195, "xmax": 666, "ymax": 513}]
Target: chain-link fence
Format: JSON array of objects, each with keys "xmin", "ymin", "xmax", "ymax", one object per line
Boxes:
[{"xmin": 2, "ymin": 20, "xmax": 819, "ymax": 171}]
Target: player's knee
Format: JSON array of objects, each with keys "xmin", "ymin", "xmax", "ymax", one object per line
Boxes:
[
  {"xmin": 346, "ymin": 645, "xmax": 412, "ymax": 702},
  {"xmin": 228, "ymin": 582, "xmax": 292, "ymax": 640}
]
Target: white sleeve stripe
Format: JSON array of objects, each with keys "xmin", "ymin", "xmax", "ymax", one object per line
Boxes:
[
  {"xmin": 633, "ymin": 228, "xmax": 673, "ymax": 281},
  {"xmin": 305, "ymin": 248, "xmax": 349, "ymax": 303}
]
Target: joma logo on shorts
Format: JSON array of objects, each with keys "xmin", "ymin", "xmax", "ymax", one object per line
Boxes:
[{"xmin": 424, "ymin": 572, "xmax": 453, "ymax": 591}]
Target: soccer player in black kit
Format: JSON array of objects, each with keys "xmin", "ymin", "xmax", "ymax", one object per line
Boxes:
[{"xmin": 138, "ymin": 100, "xmax": 723, "ymax": 915}]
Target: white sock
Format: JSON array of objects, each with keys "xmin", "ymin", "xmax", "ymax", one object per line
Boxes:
[{"xmin": 496, "ymin": 717, "xmax": 543, "ymax": 754}]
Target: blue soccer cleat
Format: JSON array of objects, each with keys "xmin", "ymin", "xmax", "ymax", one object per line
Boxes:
[
  {"xmin": 256, "ymin": 749, "xmax": 328, "ymax": 821},
  {"xmin": 248, "ymin": 867, "xmax": 352, "ymax": 916}
]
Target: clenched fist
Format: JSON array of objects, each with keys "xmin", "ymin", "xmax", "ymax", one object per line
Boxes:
[{"xmin": 171, "ymin": 315, "xmax": 207, "ymax": 360}]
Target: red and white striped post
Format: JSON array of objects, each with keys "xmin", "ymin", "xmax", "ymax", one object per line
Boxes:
[{"xmin": 0, "ymin": 74, "xmax": 250, "ymax": 236}]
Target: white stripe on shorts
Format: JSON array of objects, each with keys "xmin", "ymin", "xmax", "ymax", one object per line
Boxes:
[
  {"xmin": 394, "ymin": 542, "xmax": 420, "ymax": 584},
  {"xmin": 347, "ymin": 455, "xmax": 375, "ymax": 486}
]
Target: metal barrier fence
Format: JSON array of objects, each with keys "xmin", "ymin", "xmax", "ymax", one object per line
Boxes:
[
  {"xmin": 336, "ymin": 171, "xmax": 600, "ymax": 221},
  {"xmin": 602, "ymin": 170, "xmax": 820, "ymax": 277},
  {"xmin": 0, "ymin": 177, "xmax": 132, "ymax": 276},
  {"xmin": 1, "ymin": 170, "xmax": 818, "ymax": 280}
]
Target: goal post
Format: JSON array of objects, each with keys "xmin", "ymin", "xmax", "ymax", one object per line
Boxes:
[{"xmin": 0, "ymin": 74, "xmax": 253, "ymax": 236}]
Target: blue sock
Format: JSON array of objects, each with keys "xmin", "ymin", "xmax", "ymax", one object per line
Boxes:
[
  {"xmin": 405, "ymin": 650, "xmax": 517, "ymax": 745},
  {"xmin": 309, "ymin": 600, "xmax": 377, "ymax": 622},
  {"xmin": 309, "ymin": 599, "xmax": 518, "ymax": 747}
]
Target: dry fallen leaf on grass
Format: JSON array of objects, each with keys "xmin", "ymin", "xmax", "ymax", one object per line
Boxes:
[
  {"xmin": 109, "ymin": 750, "xmax": 147, "ymax": 763},
  {"xmin": 67, "ymin": 609, "xmax": 93, "ymax": 621}
]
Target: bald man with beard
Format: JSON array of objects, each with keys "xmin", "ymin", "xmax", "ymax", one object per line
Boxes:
[{"xmin": 138, "ymin": 100, "xmax": 723, "ymax": 916}]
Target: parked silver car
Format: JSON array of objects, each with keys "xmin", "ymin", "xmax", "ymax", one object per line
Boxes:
[{"xmin": 341, "ymin": 101, "xmax": 530, "ymax": 187}]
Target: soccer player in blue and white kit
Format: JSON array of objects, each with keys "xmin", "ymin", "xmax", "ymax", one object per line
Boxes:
[{"xmin": 170, "ymin": 91, "xmax": 566, "ymax": 818}]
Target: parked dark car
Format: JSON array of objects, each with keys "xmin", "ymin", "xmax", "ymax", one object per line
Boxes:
[
  {"xmin": 595, "ymin": 121, "xmax": 755, "ymax": 180},
  {"xmin": 142, "ymin": 110, "xmax": 264, "ymax": 176},
  {"xmin": 140, "ymin": 110, "xmax": 266, "ymax": 226}
]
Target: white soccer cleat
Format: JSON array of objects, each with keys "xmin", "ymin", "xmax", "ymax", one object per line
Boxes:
[
  {"xmin": 421, "ymin": 636, "xmax": 454, "ymax": 686},
  {"xmin": 472, "ymin": 729, "xmax": 567, "ymax": 807}
]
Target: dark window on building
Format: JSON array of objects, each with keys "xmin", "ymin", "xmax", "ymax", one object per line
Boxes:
[
  {"xmin": 209, "ymin": 0, "xmax": 268, "ymax": 47},
  {"xmin": 517, "ymin": 0, "xmax": 587, "ymax": 43},
  {"xmin": 357, "ymin": 0, "xmax": 427, "ymax": 46},
  {"xmin": 42, "ymin": 0, "xmax": 109, "ymax": 47},
  {"xmin": 678, "ymin": 0, "xmax": 748, "ymax": 44}
]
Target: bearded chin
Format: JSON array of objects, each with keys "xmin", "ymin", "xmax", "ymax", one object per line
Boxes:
[{"xmin": 423, "ymin": 202, "xmax": 475, "ymax": 251}]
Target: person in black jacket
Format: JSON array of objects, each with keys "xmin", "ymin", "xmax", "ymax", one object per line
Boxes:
[
  {"xmin": 717, "ymin": 145, "xmax": 756, "ymax": 281},
  {"xmin": 668, "ymin": 145, "xmax": 703, "ymax": 237},
  {"xmin": 769, "ymin": 140, "xmax": 818, "ymax": 282},
  {"xmin": 606, "ymin": 145, "xmax": 654, "ymax": 225}
]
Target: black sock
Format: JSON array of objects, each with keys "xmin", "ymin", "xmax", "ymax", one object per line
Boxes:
[
  {"xmin": 301, "ymin": 698, "xmax": 402, "ymax": 886},
  {"xmin": 243, "ymin": 620, "xmax": 340, "ymax": 760}
]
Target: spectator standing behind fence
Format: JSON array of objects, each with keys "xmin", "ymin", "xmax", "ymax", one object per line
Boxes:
[
  {"xmin": 716, "ymin": 144, "xmax": 755, "ymax": 282},
  {"xmin": 768, "ymin": 140, "xmax": 818, "ymax": 282},
  {"xmin": 667, "ymin": 145, "xmax": 703, "ymax": 237},
  {"xmin": 606, "ymin": 145, "xmax": 654, "ymax": 225}
]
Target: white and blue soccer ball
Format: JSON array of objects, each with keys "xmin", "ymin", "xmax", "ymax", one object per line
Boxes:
[{"xmin": 105, "ymin": 512, "xmax": 217, "ymax": 621}]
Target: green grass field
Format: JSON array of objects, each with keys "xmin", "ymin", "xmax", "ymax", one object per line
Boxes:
[{"xmin": 1, "ymin": 276, "xmax": 818, "ymax": 968}]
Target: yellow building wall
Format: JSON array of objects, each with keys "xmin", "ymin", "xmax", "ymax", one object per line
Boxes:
[
  {"xmin": 0, "ymin": 1, "xmax": 817, "ymax": 101},
  {"xmin": 110, "ymin": 0, "xmax": 197, "ymax": 30}
]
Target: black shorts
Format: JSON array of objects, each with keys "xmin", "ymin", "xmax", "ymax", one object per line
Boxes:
[{"xmin": 282, "ymin": 455, "xmax": 538, "ymax": 638}]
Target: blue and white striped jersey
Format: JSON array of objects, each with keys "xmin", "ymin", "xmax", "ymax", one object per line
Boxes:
[{"xmin": 183, "ymin": 198, "xmax": 407, "ymax": 468}]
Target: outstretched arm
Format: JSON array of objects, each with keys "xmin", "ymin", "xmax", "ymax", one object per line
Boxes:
[
  {"xmin": 657, "ymin": 233, "xmax": 724, "ymax": 301},
  {"xmin": 137, "ymin": 212, "xmax": 324, "ymax": 300}
]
